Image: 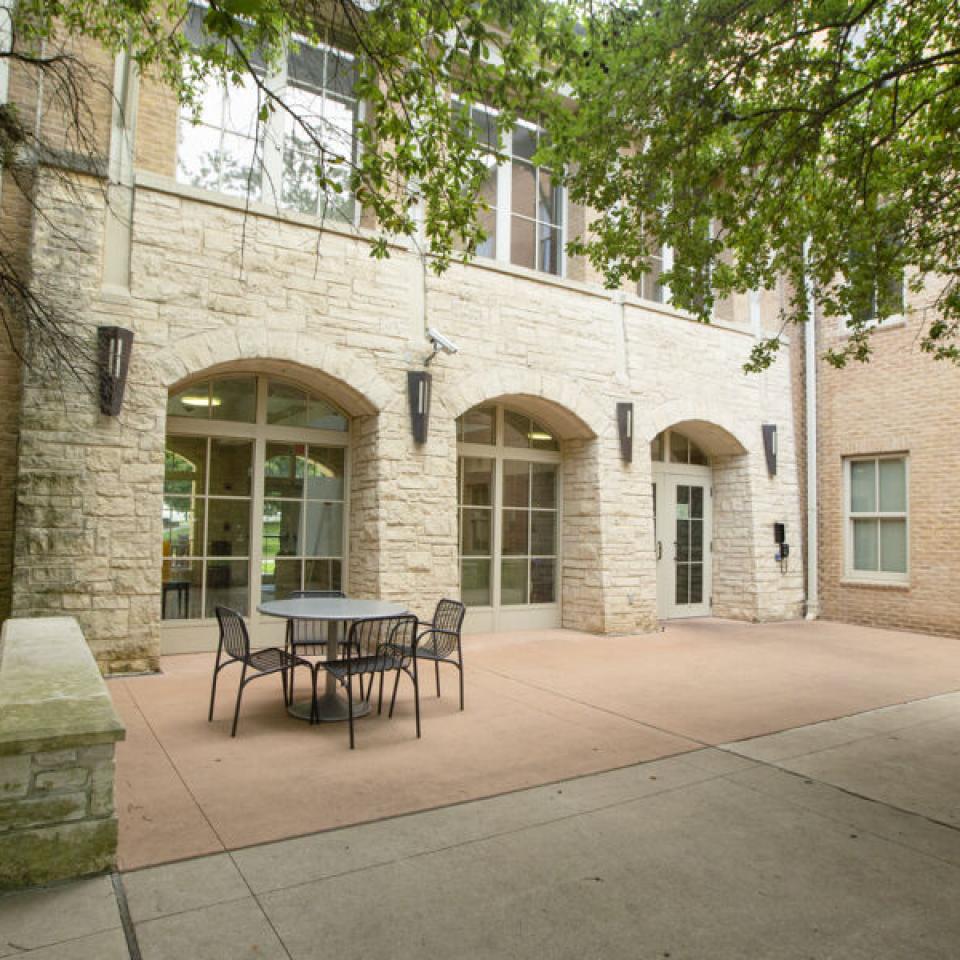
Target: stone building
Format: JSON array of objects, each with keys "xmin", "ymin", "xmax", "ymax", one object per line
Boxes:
[{"xmin": 1, "ymin": 18, "xmax": 819, "ymax": 673}]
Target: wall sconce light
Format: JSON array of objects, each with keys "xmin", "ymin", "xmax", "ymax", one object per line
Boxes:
[
  {"xmin": 97, "ymin": 325, "xmax": 134, "ymax": 416},
  {"xmin": 616, "ymin": 402, "xmax": 634, "ymax": 463},
  {"xmin": 407, "ymin": 370, "xmax": 432, "ymax": 444},
  {"xmin": 762, "ymin": 423, "xmax": 778, "ymax": 476}
]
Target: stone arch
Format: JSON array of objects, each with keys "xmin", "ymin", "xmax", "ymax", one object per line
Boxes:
[
  {"xmin": 645, "ymin": 399, "xmax": 750, "ymax": 458},
  {"xmin": 152, "ymin": 329, "xmax": 394, "ymax": 416},
  {"xmin": 646, "ymin": 401, "xmax": 759, "ymax": 622},
  {"xmin": 441, "ymin": 368, "xmax": 603, "ymax": 440}
]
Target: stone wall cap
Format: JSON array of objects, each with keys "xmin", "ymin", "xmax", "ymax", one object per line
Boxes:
[{"xmin": 0, "ymin": 617, "xmax": 126, "ymax": 756}]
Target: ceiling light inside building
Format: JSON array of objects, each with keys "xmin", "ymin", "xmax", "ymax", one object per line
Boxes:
[{"xmin": 181, "ymin": 395, "xmax": 222, "ymax": 408}]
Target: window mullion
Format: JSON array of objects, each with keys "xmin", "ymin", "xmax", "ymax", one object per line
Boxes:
[
  {"xmin": 496, "ymin": 129, "xmax": 511, "ymax": 264},
  {"xmin": 260, "ymin": 55, "xmax": 287, "ymax": 208}
]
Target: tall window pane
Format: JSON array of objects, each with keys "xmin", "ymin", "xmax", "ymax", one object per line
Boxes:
[{"xmin": 509, "ymin": 121, "xmax": 562, "ymax": 276}]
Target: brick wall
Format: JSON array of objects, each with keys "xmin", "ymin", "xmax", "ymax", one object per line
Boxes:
[{"xmin": 817, "ymin": 293, "xmax": 960, "ymax": 638}]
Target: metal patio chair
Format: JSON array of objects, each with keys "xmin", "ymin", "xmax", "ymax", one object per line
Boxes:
[
  {"xmin": 391, "ymin": 598, "xmax": 466, "ymax": 711},
  {"xmin": 208, "ymin": 606, "xmax": 314, "ymax": 737},
  {"xmin": 317, "ymin": 614, "xmax": 420, "ymax": 749},
  {"xmin": 282, "ymin": 590, "xmax": 364, "ymax": 703}
]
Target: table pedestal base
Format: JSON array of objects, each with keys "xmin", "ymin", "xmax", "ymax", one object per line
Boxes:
[{"xmin": 288, "ymin": 693, "xmax": 373, "ymax": 723}]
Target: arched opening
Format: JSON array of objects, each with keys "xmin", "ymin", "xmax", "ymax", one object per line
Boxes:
[
  {"xmin": 650, "ymin": 421, "xmax": 749, "ymax": 621},
  {"xmin": 162, "ymin": 372, "xmax": 350, "ymax": 651},
  {"xmin": 456, "ymin": 403, "xmax": 562, "ymax": 631}
]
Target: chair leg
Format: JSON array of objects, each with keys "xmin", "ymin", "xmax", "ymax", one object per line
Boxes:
[
  {"xmin": 458, "ymin": 645, "xmax": 464, "ymax": 710},
  {"xmin": 280, "ymin": 666, "xmax": 288, "ymax": 706},
  {"xmin": 377, "ymin": 671, "xmax": 385, "ymax": 714},
  {"xmin": 388, "ymin": 667, "xmax": 402, "ymax": 717},
  {"xmin": 231, "ymin": 664, "xmax": 248, "ymax": 737},
  {"xmin": 435, "ymin": 659, "xmax": 441, "ymax": 698},
  {"xmin": 208, "ymin": 659, "xmax": 223, "ymax": 722},
  {"xmin": 346, "ymin": 672, "xmax": 355, "ymax": 750},
  {"xmin": 309, "ymin": 664, "xmax": 320, "ymax": 724},
  {"xmin": 412, "ymin": 658, "xmax": 421, "ymax": 739}
]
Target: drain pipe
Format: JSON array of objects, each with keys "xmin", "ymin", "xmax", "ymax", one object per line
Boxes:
[{"xmin": 803, "ymin": 237, "xmax": 819, "ymax": 620}]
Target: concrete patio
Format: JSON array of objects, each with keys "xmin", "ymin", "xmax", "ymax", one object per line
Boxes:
[
  {"xmin": 108, "ymin": 617, "xmax": 960, "ymax": 870},
  {"xmin": 2, "ymin": 617, "xmax": 960, "ymax": 958}
]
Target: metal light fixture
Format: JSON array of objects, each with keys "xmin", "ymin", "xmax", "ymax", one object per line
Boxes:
[
  {"xmin": 97, "ymin": 326, "xmax": 134, "ymax": 416},
  {"xmin": 762, "ymin": 423, "xmax": 778, "ymax": 476},
  {"xmin": 617, "ymin": 402, "xmax": 634, "ymax": 463},
  {"xmin": 407, "ymin": 370, "xmax": 432, "ymax": 444}
]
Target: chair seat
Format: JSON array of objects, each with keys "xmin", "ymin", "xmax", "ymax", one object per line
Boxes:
[
  {"xmin": 321, "ymin": 653, "xmax": 404, "ymax": 680},
  {"xmin": 398, "ymin": 643, "xmax": 452, "ymax": 662},
  {"xmin": 248, "ymin": 647, "xmax": 303, "ymax": 672}
]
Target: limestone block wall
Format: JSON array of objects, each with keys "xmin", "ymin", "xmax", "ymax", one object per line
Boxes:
[
  {"xmin": 0, "ymin": 617, "xmax": 125, "ymax": 890},
  {"xmin": 10, "ymin": 170, "xmax": 805, "ymax": 667}
]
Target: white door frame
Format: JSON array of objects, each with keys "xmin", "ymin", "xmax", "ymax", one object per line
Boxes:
[{"xmin": 653, "ymin": 462, "xmax": 712, "ymax": 620}]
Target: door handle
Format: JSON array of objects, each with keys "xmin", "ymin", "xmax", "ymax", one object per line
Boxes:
[{"xmin": 656, "ymin": 540, "xmax": 662, "ymax": 560}]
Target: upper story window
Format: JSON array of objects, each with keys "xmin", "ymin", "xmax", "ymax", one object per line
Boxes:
[
  {"xmin": 847, "ymin": 239, "xmax": 906, "ymax": 329},
  {"xmin": 639, "ymin": 239, "xmax": 669, "ymax": 304},
  {"xmin": 281, "ymin": 38, "xmax": 359, "ymax": 222},
  {"xmin": 176, "ymin": 6, "xmax": 265, "ymax": 198},
  {"xmin": 845, "ymin": 455, "xmax": 908, "ymax": 582},
  {"xmin": 455, "ymin": 101, "xmax": 564, "ymax": 278},
  {"xmin": 177, "ymin": 4, "xmax": 358, "ymax": 223},
  {"xmin": 637, "ymin": 221, "xmax": 735, "ymax": 323}
]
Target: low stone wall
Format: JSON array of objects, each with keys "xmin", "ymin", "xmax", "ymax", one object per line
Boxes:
[{"xmin": 0, "ymin": 617, "xmax": 125, "ymax": 890}]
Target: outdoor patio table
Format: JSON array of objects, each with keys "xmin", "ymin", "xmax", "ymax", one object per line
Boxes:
[{"xmin": 257, "ymin": 597, "xmax": 408, "ymax": 723}]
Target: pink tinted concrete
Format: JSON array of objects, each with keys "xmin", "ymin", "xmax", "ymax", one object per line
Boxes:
[{"xmin": 110, "ymin": 618, "xmax": 960, "ymax": 871}]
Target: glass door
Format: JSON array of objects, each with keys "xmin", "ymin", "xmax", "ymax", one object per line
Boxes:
[{"xmin": 652, "ymin": 468, "xmax": 712, "ymax": 619}]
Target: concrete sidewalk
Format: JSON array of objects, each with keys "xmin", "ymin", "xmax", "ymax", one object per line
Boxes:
[{"xmin": 3, "ymin": 689, "xmax": 959, "ymax": 959}]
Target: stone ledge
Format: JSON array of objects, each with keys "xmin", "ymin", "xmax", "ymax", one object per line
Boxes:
[{"xmin": 0, "ymin": 617, "xmax": 126, "ymax": 756}]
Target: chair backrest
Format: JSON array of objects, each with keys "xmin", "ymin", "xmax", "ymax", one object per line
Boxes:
[
  {"xmin": 215, "ymin": 606, "xmax": 251, "ymax": 661},
  {"xmin": 287, "ymin": 591, "xmax": 346, "ymax": 646},
  {"xmin": 433, "ymin": 598, "xmax": 466, "ymax": 635},
  {"xmin": 345, "ymin": 614, "xmax": 418, "ymax": 670}
]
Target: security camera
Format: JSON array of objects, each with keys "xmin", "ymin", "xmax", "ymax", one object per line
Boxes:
[
  {"xmin": 424, "ymin": 327, "xmax": 459, "ymax": 365},
  {"xmin": 427, "ymin": 327, "xmax": 459, "ymax": 355}
]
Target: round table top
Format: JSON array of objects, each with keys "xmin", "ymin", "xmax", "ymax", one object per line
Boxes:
[{"xmin": 257, "ymin": 597, "xmax": 409, "ymax": 621}]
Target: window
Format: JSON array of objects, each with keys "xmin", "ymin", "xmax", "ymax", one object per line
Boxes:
[
  {"xmin": 845, "ymin": 455, "xmax": 908, "ymax": 582},
  {"xmin": 639, "ymin": 238, "xmax": 669, "ymax": 304},
  {"xmin": 509, "ymin": 121, "xmax": 562, "ymax": 274},
  {"xmin": 163, "ymin": 376, "xmax": 350, "ymax": 622},
  {"xmin": 847, "ymin": 241, "xmax": 906, "ymax": 328},
  {"xmin": 650, "ymin": 429, "xmax": 708, "ymax": 466},
  {"xmin": 457, "ymin": 406, "xmax": 561, "ymax": 608},
  {"xmin": 636, "ymin": 222, "xmax": 735, "ymax": 321},
  {"xmin": 177, "ymin": 5, "xmax": 265, "ymax": 199},
  {"xmin": 453, "ymin": 103, "xmax": 565, "ymax": 277},
  {"xmin": 281, "ymin": 38, "xmax": 359, "ymax": 221},
  {"xmin": 177, "ymin": 4, "xmax": 358, "ymax": 222}
]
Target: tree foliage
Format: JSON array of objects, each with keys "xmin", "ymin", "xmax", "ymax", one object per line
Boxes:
[
  {"xmin": 544, "ymin": 0, "xmax": 960, "ymax": 369},
  {"xmin": 1, "ymin": 0, "xmax": 571, "ymax": 374},
  {"xmin": 3, "ymin": 0, "xmax": 959, "ymax": 377}
]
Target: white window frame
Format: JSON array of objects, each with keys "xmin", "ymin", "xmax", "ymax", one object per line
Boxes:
[
  {"xmin": 457, "ymin": 405, "xmax": 563, "ymax": 616},
  {"xmin": 453, "ymin": 100, "xmax": 566, "ymax": 279},
  {"xmin": 177, "ymin": 4, "xmax": 362, "ymax": 228},
  {"xmin": 163, "ymin": 374, "xmax": 352, "ymax": 629},
  {"xmin": 843, "ymin": 454, "xmax": 909, "ymax": 584}
]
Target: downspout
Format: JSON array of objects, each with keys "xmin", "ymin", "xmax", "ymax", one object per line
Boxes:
[{"xmin": 803, "ymin": 237, "xmax": 819, "ymax": 619}]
